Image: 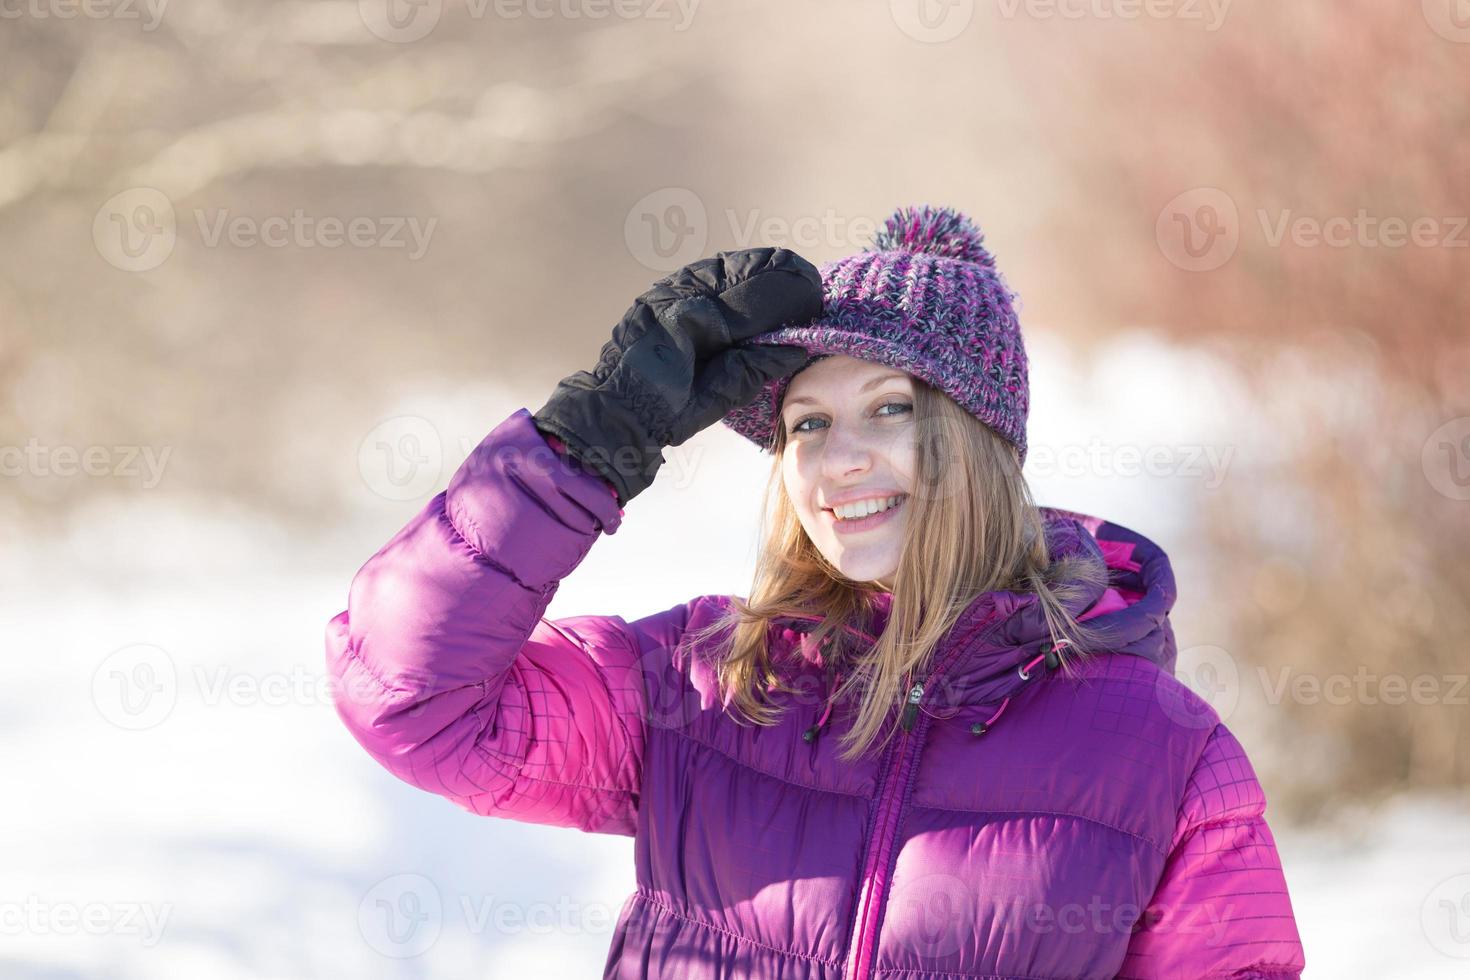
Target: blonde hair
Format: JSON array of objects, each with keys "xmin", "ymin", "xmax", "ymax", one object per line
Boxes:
[{"xmin": 686, "ymin": 375, "xmax": 1116, "ymax": 763}]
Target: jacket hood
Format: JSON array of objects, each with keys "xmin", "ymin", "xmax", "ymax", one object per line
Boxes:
[{"xmin": 769, "ymin": 506, "xmax": 1179, "ymax": 739}]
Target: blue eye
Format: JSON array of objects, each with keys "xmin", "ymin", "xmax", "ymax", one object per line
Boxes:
[{"xmin": 788, "ymin": 401, "xmax": 911, "ymax": 435}]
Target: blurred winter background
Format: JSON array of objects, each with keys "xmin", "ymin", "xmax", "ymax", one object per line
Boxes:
[{"xmin": 2, "ymin": 0, "xmax": 1468, "ymax": 976}]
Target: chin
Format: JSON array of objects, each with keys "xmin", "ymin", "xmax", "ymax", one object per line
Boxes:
[{"xmin": 827, "ymin": 554, "xmax": 899, "ymax": 587}]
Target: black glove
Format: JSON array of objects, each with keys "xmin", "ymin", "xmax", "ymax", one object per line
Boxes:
[{"xmin": 533, "ymin": 247, "xmax": 822, "ymax": 506}]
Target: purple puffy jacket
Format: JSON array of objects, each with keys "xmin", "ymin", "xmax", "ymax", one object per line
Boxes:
[{"xmin": 325, "ymin": 407, "xmax": 1306, "ymax": 980}]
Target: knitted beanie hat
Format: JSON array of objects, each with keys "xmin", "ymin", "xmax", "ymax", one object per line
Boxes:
[{"xmin": 720, "ymin": 204, "xmax": 1030, "ymax": 465}]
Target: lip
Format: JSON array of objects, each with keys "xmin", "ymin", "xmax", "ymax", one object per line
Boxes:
[{"xmin": 824, "ymin": 494, "xmax": 908, "ymax": 535}]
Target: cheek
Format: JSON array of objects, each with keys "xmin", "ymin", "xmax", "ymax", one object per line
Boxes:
[
  {"xmin": 890, "ymin": 429, "xmax": 919, "ymax": 493},
  {"xmin": 780, "ymin": 452, "xmax": 810, "ymax": 516}
]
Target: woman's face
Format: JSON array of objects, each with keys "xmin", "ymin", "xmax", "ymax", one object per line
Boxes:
[{"xmin": 779, "ymin": 354, "xmax": 917, "ymax": 592}]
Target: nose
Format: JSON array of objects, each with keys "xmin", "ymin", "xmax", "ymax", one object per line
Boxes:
[{"xmin": 819, "ymin": 420, "xmax": 873, "ymax": 480}]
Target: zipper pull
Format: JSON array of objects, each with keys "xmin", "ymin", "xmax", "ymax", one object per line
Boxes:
[{"xmin": 900, "ymin": 682, "xmax": 924, "ymax": 731}]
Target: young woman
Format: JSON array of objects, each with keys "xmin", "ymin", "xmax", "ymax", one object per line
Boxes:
[{"xmin": 325, "ymin": 205, "xmax": 1305, "ymax": 979}]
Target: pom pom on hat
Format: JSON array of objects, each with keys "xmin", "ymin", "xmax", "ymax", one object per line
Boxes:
[{"xmin": 869, "ymin": 204, "xmax": 995, "ymax": 268}]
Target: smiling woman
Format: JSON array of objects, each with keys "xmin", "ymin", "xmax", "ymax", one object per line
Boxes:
[
  {"xmin": 705, "ymin": 347, "xmax": 1114, "ymax": 766},
  {"xmin": 325, "ymin": 204, "xmax": 1305, "ymax": 980}
]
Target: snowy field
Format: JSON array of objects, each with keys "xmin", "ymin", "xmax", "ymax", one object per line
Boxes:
[{"xmin": 6, "ymin": 335, "xmax": 1466, "ymax": 978}]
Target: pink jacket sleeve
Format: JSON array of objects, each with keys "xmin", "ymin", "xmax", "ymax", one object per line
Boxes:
[
  {"xmin": 324, "ymin": 407, "xmax": 693, "ymax": 836},
  {"xmin": 1117, "ymin": 723, "xmax": 1306, "ymax": 979}
]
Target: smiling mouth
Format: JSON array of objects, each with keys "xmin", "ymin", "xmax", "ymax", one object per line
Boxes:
[{"xmin": 824, "ymin": 493, "xmax": 909, "ymax": 523}]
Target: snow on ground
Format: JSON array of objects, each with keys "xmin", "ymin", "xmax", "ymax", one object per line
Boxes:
[{"xmin": 5, "ymin": 342, "xmax": 1466, "ymax": 977}]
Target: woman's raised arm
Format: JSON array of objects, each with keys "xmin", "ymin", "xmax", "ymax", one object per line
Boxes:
[
  {"xmin": 324, "ymin": 407, "xmax": 691, "ymax": 836},
  {"xmin": 323, "ymin": 246, "xmax": 822, "ymax": 834}
]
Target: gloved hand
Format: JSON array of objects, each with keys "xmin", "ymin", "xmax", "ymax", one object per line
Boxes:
[{"xmin": 532, "ymin": 247, "xmax": 822, "ymax": 506}]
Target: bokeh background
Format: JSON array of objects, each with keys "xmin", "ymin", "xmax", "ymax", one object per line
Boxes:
[{"xmin": 3, "ymin": 0, "xmax": 1468, "ymax": 976}]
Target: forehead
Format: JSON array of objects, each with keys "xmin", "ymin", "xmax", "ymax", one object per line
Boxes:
[{"xmin": 784, "ymin": 355, "xmax": 912, "ymax": 405}]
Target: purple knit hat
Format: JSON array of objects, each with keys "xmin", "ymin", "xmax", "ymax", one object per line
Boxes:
[{"xmin": 721, "ymin": 204, "xmax": 1030, "ymax": 464}]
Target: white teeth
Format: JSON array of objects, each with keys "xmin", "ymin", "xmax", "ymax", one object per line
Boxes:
[{"xmin": 832, "ymin": 494, "xmax": 906, "ymax": 521}]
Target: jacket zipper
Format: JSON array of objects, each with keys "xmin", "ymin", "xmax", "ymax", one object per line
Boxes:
[
  {"xmin": 840, "ymin": 613, "xmax": 1010, "ymax": 980},
  {"xmin": 842, "ymin": 689, "xmax": 921, "ymax": 980}
]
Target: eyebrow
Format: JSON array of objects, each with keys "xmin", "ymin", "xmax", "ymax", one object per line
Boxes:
[{"xmin": 782, "ymin": 371, "xmax": 910, "ymax": 409}]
